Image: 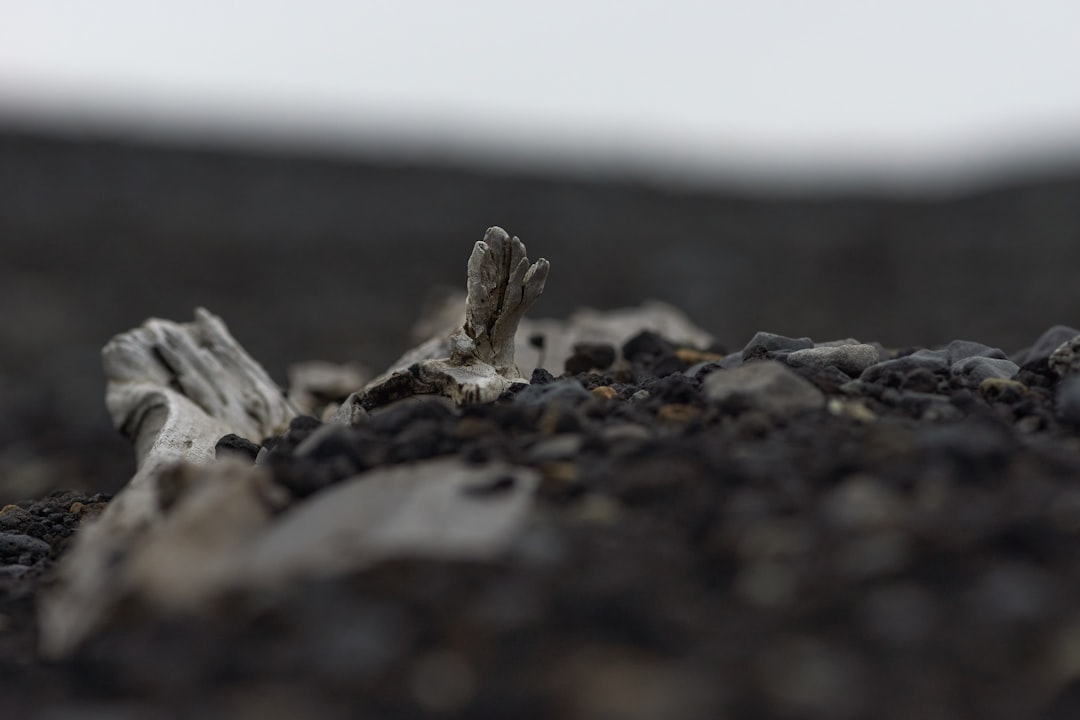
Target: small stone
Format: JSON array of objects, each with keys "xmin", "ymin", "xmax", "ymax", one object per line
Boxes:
[
  {"xmin": 1049, "ymin": 335, "xmax": 1080, "ymax": 378},
  {"xmin": 328, "ymin": 392, "xmax": 368, "ymax": 426},
  {"xmin": 950, "ymin": 356, "xmax": 1019, "ymax": 384},
  {"xmin": 68, "ymin": 502, "xmax": 85, "ymax": 517},
  {"xmin": 718, "ymin": 351, "xmax": 744, "ymax": 368},
  {"xmin": 564, "ymin": 343, "xmax": 617, "ymax": 374},
  {"xmin": 0, "ymin": 532, "xmax": 51, "ymax": 561},
  {"xmin": 704, "ymin": 361, "xmax": 825, "ymax": 416},
  {"xmin": 512, "ymin": 379, "xmax": 591, "ymax": 408},
  {"xmin": 944, "ymin": 339, "xmax": 1008, "ymax": 364},
  {"xmin": 861, "ymin": 349, "xmax": 948, "ymax": 383},
  {"xmin": 674, "ymin": 348, "xmax": 725, "ymax": 364},
  {"xmin": 621, "ymin": 331, "xmax": 674, "ymax": 362},
  {"xmin": 786, "ymin": 344, "xmax": 880, "ymax": 376},
  {"xmin": 979, "ymin": 377, "xmax": 1028, "ymax": 403},
  {"xmin": 1057, "ymin": 377, "xmax": 1080, "ymax": 425},
  {"xmin": 525, "ymin": 434, "xmax": 584, "ymax": 463},
  {"xmin": 530, "ymin": 367, "xmax": 555, "ymax": 385},
  {"xmin": 0, "ymin": 505, "xmax": 32, "ymax": 532},
  {"xmin": 215, "ymin": 434, "xmax": 262, "ymax": 462},
  {"xmin": 742, "ymin": 331, "xmax": 814, "ymax": 353},
  {"xmin": 826, "ymin": 398, "xmax": 877, "ymax": 423},
  {"xmin": 1017, "ymin": 325, "xmax": 1080, "ymax": 365},
  {"xmin": 656, "ymin": 404, "xmax": 701, "ymax": 424},
  {"xmin": 685, "ymin": 360, "xmax": 725, "ymax": 379},
  {"xmin": 590, "ymin": 385, "xmax": 618, "ymax": 400}
]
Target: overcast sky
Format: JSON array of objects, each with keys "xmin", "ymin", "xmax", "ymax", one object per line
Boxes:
[{"xmin": 1, "ymin": 0, "xmax": 1079, "ymax": 187}]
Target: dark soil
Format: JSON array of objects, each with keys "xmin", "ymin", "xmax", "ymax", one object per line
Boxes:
[{"xmin": 4, "ymin": 328, "xmax": 1080, "ymax": 719}]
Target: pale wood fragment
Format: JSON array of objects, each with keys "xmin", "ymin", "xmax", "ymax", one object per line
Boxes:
[{"xmin": 40, "ymin": 308, "xmax": 297, "ymax": 656}]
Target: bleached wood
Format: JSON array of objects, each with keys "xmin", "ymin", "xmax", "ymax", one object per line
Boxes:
[
  {"xmin": 40, "ymin": 308, "xmax": 297, "ymax": 656},
  {"xmin": 360, "ymin": 227, "xmax": 549, "ymax": 407}
]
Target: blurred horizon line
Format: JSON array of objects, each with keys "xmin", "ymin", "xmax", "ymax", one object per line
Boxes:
[{"xmin": 4, "ymin": 99, "xmax": 1080, "ymax": 200}]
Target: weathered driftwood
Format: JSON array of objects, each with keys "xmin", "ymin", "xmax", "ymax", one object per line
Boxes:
[
  {"xmin": 335, "ymin": 296, "xmax": 712, "ymax": 426},
  {"xmin": 40, "ymin": 229, "xmax": 550, "ymax": 656},
  {"xmin": 358, "ymin": 227, "xmax": 549, "ymax": 408},
  {"xmin": 40, "ymin": 225, "xmax": 715, "ymax": 657},
  {"xmin": 40, "ymin": 309, "xmax": 298, "ymax": 656}
]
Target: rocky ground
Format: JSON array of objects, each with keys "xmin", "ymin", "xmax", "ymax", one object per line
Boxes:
[
  {"xmin": 4, "ymin": 322, "xmax": 1080, "ymax": 719},
  {"xmin": 5, "ymin": 126, "xmax": 1080, "ymax": 718}
]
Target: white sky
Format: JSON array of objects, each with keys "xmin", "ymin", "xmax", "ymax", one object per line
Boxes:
[{"xmin": 1, "ymin": 0, "xmax": 1079, "ymax": 186}]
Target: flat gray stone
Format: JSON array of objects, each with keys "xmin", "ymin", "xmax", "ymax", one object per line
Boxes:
[
  {"xmin": 742, "ymin": 331, "xmax": 814, "ymax": 353},
  {"xmin": 944, "ymin": 340, "xmax": 1008, "ymax": 365},
  {"xmin": 704, "ymin": 360, "xmax": 825, "ymax": 416},
  {"xmin": 512, "ymin": 379, "xmax": 591, "ymax": 408},
  {"xmin": 786, "ymin": 344, "xmax": 880, "ymax": 377},
  {"xmin": 861, "ymin": 349, "xmax": 948, "ymax": 383},
  {"xmin": 951, "ymin": 356, "xmax": 1019, "ymax": 384}
]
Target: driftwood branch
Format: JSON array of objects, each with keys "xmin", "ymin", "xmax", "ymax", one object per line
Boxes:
[
  {"xmin": 360, "ymin": 227, "xmax": 548, "ymax": 408},
  {"xmin": 40, "ymin": 309, "xmax": 297, "ymax": 656}
]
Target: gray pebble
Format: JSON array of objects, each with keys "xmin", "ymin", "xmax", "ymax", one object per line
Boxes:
[
  {"xmin": 813, "ymin": 337, "xmax": 862, "ymax": 348},
  {"xmin": 786, "ymin": 344, "xmax": 880, "ymax": 376},
  {"xmin": 1056, "ymin": 377, "xmax": 1080, "ymax": 424},
  {"xmin": 294, "ymin": 424, "xmax": 357, "ymax": 459},
  {"xmin": 0, "ymin": 532, "xmax": 51, "ymax": 560},
  {"xmin": 861, "ymin": 349, "xmax": 948, "ymax": 383},
  {"xmin": 883, "ymin": 390, "xmax": 955, "ymax": 417},
  {"xmin": 950, "ymin": 356, "xmax": 1019, "ymax": 384},
  {"xmin": 512, "ymin": 379, "xmax": 591, "ymax": 407},
  {"xmin": 685, "ymin": 361, "xmax": 724, "ymax": 379},
  {"xmin": 1015, "ymin": 325, "xmax": 1080, "ymax": 366},
  {"xmin": 1049, "ymin": 335, "xmax": 1080, "ymax": 378},
  {"xmin": 944, "ymin": 339, "xmax": 1008, "ymax": 365},
  {"xmin": 704, "ymin": 360, "xmax": 825, "ymax": 416},
  {"xmin": 742, "ymin": 331, "xmax": 814, "ymax": 353},
  {"xmin": 719, "ymin": 351, "xmax": 744, "ymax": 368},
  {"xmin": 525, "ymin": 434, "xmax": 584, "ymax": 463},
  {"xmin": 330, "ymin": 392, "xmax": 367, "ymax": 426}
]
